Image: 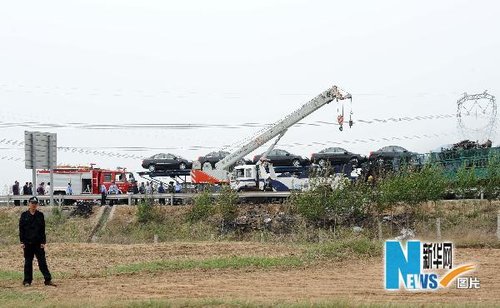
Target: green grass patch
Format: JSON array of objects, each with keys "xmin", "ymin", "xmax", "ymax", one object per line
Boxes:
[
  {"xmin": 0, "ymin": 207, "xmax": 94, "ymax": 245},
  {"xmin": 0, "ymin": 289, "xmax": 45, "ymax": 306},
  {"xmin": 0, "ymin": 296, "xmax": 495, "ymax": 308},
  {"xmin": 109, "ymin": 239, "xmax": 380, "ymax": 277},
  {"xmin": 0, "ymin": 270, "xmax": 25, "ymax": 281},
  {"xmin": 109, "ymin": 255, "xmax": 304, "ymax": 275},
  {"xmin": 0, "ymin": 269, "xmax": 69, "ymax": 281},
  {"xmin": 105, "ymin": 298, "xmax": 353, "ymax": 308},
  {"xmin": 98, "ymin": 218, "xmax": 217, "ymax": 244},
  {"xmin": 0, "ymin": 210, "xmax": 22, "ymax": 245},
  {"xmin": 306, "ymin": 238, "xmax": 381, "ymax": 260},
  {"xmin": 88, "ymin": 298, "xmax": 499, "ymax": 308}
]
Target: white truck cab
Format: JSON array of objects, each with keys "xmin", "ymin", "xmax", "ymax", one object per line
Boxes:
[{"xmin": 231, "ymin": 163, "xmax": 309, "ymax": 192}]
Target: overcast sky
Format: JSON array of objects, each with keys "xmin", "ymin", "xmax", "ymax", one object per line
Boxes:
[{"xmin": 0, "ymin": 0, "xmax": 499, "ymax": 190}]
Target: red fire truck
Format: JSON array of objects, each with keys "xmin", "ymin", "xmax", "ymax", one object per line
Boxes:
[{"xmin": 37, "ymin": 165, "xmax": 135, "ymax": 195}]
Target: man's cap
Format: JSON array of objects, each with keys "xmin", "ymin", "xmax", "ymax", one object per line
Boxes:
[{"xmin": 28, "ymin": 196, "xmax": 39, "ymax": 204}]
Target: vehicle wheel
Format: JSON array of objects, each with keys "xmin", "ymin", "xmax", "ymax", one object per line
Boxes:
[
  {"xmin": 148, "ymin": 165, "xmax": 156, "ymax": 172},
  {"xmin": 179, "ymin": 162, "xmax": 187, "ymax": 170},
  {"xmin": 292, "ymin": 159, "xmax": 301, "ymax": 167},
  {"xmin": 318, "ymin": 159, "xmax": 327, "ymax": 167}
]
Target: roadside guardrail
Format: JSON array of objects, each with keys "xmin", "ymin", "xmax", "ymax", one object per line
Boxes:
[{"xmin": 0, "ymin": 191, "xmax": 292, "ymax": 206}]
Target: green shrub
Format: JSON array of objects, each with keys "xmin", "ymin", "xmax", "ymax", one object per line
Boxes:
[
  {"xmin": 48, "ymin": 206, "xmax": 66, "ymax": 225},
  {"xmin": 292, "ymin": 176, "xmax": 374, "ymax": 228},
  {"xmin": 187, "ymin": 190, "xmax": 214, "ymax": 222},
  {"xmin": 215, "ymin": 185, "xmax": 238, "ymax": 223},
  {"xmin": 291, "ymin": 184, "xmax": 330, "ymax": 225},
  {"xmin": 376, "ymin": 164, "xmax": 447, "ymax": 210},
  {"xmin": 455, "ymin": 163, "xmax": 478, "ymax": 198},
  {"xmin": 485, "ymin": 154, "xmax": 500, "ymax": 200},
  {"xmin": 136, "ymin": 201, "xmax": 162, "ymax": 224},
  {"xmin": 416, "ymin": 164, "xmax": 447, "ymax": 203}
]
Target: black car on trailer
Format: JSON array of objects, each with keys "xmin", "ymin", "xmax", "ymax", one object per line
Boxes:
[{"xmin": 141, "ymin": 153, "xmax": 192, "ymax": 172}]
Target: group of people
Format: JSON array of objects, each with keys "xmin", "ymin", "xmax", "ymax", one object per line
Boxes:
[
  {"xmin": 99, "ymin": 181, "xmax": 120, "ymax": 206},
  {"xmin": 12, "ymin": 179, "xmax": 182, "ymax": 206},
  {"xmin": 133, "ymin": 181, "xmax": 180, "ymax": 205},
  {"xmin": 12, "ymin": 181, "xmax": 74, "ymax": 206},
  {"xmin": 11, "ymin": 181, "xmax": 52, "ymax": 206}
]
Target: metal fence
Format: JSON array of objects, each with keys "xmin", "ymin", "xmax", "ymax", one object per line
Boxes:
[
  {"xmin": 428, "ymin": 147, "xmax": 500, "ymax": 179},
  {"xmin": 0, "ymin": 191, "xmax": 292, "ymax": 206}
]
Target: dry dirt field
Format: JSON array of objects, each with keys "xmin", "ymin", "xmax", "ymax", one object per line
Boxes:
[{"xmin": 0, "ymin": 242, "xmax": 499, "ymax": 307}]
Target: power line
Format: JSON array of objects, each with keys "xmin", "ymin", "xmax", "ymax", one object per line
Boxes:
[
  {"xmin": 0, "ymin": 113, "xmax": 457, "ymax": 131},
  {"xmin": 0, "ymin": 155, "xmax": 22, "ymax": 161},
  {"xmin": 0, "ymin": 131, "xmax": 459, "ymax": 162}
]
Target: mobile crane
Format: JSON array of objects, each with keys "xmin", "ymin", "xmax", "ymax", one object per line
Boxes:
[{"xmin": 190, "ymin": 85, "xmax": 352, "ymax": 188}]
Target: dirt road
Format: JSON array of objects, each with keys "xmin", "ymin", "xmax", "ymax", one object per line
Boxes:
[{"xmin": 0, "ymin": 243, "xmax": 498, "ymax": 306}]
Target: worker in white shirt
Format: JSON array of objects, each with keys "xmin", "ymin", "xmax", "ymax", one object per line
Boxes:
[{"xmin": 108, "ymin": 182, "xmax": 119, "ymax": 206}]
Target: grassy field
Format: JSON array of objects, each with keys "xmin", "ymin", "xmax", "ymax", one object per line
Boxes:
[
  {"xmin": 0, "ymin": 206, "xmax": 99, "ymax": 245},
  {"xmin": 0, "ymin": 241, "xmax": 498, "ymax": 307},
  {"xmin": 0, "ymin": 201, "xmax": 499, "ymax": 307},
  {"xmin": 1, "ymin": 201, "xmax": 499, "ymax": 246}
]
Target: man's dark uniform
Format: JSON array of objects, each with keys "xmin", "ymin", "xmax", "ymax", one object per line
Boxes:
[
  {"xmin": 19, "ymin": 205, "xmax": 52, "ymax": 285},
  {"xmin": 22, "ymin": 183, "xmax": 29, "ymax": 205},
  {"xmin": 12, "ymin": 182, "xmax": 20, "ymax": 206}
]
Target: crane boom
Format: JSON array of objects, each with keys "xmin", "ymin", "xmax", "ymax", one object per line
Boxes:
[{"xmin": 215, "ymin": 86, "xmax": 351, "ymax": 170}]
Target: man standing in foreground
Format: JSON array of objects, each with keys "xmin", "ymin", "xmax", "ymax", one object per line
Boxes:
[{"xmin": 19, "ymin": 197, "xmax": 56, "ymax": 287}]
